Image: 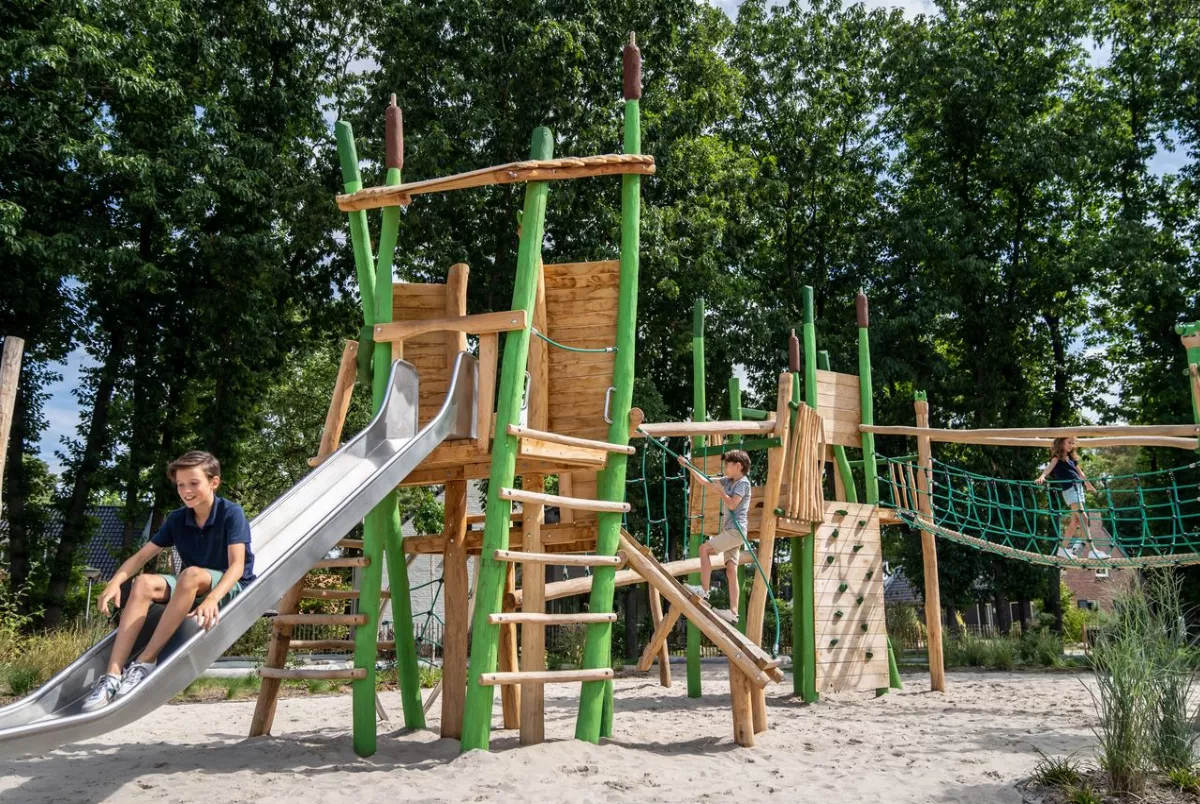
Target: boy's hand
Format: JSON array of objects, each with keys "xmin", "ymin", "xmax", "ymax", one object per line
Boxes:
[
  {"xmin": 190, "ymin": 598, "xmax": 221, "ymax": 631},
  {"xmin": 98, "ymin": 582, "xmax": 122, "ymax": 616},
  {"xmin": 1034, "ymin": 476, "xmax": 1045, "ymax": 485}
]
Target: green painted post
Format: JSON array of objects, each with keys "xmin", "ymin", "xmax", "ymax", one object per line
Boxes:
[
  {"xmin": 1176, "ymin": 322, "xmax": 1200, "ymax": 440},
  {"xmin": 817, "ymin": 351, "xmax": 858, "ymax": 503},
  {"xmin": 797, "ymin": 287, "xmax": 818, "ymax": 703},
  {"xmin": 729, "ymin": 377, "xmax": 748, "ymax": 635},
  {"xmin": 857, "ymin": 292, "xmax": 878, "ymax": 505},
  {"xmin": 686, "ymin": 297, "xmax": 706, "ymax": 699},
  {"xmin": 335, "ymin": 121, "xmax": 387, "ymax": 757},
  {"xmin": 576, "ymin": 34, "xmax": 645, "ymax": 741},
  {"xmin": 460, "ymin": 127, "xmax": 555, "ymax": 752},
  {"xmin": 372, "ymin": 99, "xmax": 425, "ymax": 729}
]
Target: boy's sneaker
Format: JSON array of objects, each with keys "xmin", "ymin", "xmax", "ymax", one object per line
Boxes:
[
  {"xmin": 684, "ymin": 584, "xmax": 708, "ymax": 600},
  {"xmin": 115, "ymin": 661, "xmax": 156, "ymax": 699},
  {"xmin": 1089, "ymin": 548, "xmax": 1110, "ymax": 560},
  {"xmin": 714, "ymin": 609, "xmax": 739, "ymax": 625},
  {"xmin": 1056, "ymin": 547, "xmax": 1075, "ymax": 559},
  {"xmin": 81, "ymin": 673, "xmax": 121, "ymax": 712}
]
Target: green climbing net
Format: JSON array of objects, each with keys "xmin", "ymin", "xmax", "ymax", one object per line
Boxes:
[{"xmin": 880, "ymin": 456, "xmax": 1200, "ymax": 568}]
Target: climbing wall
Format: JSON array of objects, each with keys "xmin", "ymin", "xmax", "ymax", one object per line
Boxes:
[{"xmin": 813, "ymin": 501, "xmax": 889, "ymax": 693}]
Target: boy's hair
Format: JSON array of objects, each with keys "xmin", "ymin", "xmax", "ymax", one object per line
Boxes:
[
  {"xmin": 722, "ymin": 450, "xmax": 751, "ymax": 475},
  {"xmin": 168, "ymin": 451, "xmax": 221, "ymax": 482},
  {"xmin": 1049, "ymin": 438, "xmax": 1077, "ymax": 462}
]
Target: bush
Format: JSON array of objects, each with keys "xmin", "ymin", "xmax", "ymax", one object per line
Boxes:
[
  {"xmin": 1144, "ymin": 572, "xmax": 1199, "ymax": 774},
  {"xmin": 1018, "ymin": 629, "xmax": 1063, "ymax": 668},
  {"xmin": 225, "ymin": 617, "xmax": 273, "ymax": 658},
  {"xmin": 886, "ymin": 603, "xmax": 925, "ymax": 651},
  {"xmin": 4, "ymin": 666, "xmax": 40, "ymax": 697}
]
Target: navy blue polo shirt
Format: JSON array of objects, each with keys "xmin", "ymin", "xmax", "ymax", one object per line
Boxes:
[{"xmin": 150, "ymin": 496, "xmax": 256, "ymax": 584}]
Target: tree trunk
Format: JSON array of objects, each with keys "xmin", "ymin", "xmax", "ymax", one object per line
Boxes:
[
  {"xmin": 945, "ymin": 601, "xmax": 963, "ymax": 636},
  {"xmin": 1045, "ymin": 570, "xmax": 1063, "ymax": 635},
  {"xmin": 5, "ymin": 374, "xmax": 36, "ymax": 617},
  {"xmin": 1043, "ymin": 313, "xmax": 1070, "ymax": 430},
  {"xmin": 995, "ymin": 595, "xmax": 1013, "ymax": 636},
  {"xmin": 43, "ymin": 332, "xmax": 125, "ymax": 628}
]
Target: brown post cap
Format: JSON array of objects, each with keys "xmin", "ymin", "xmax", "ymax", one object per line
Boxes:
[
  {"xmin": 623, "ymin": 32, "xmax": 642, "ymax": 100},
  {"xmin": 856, "ymin": 292, "xmax": 869, "ymax": 329},
  {"xmin": 788, "ymin": 329, "xmax": 801, "ymax": 372},
  {"xmin": 385, "ymin": 94, "xmax": 403, "ymax": 171}
]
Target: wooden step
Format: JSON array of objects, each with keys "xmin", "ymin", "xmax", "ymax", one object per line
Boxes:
[
  {"xmin": 258, "ymin": 667, "xmax": 367, "ymax": 681},
  {"xmin": 493, "ymin": 549, "xmax": 623, "ymax": 567},
  {"xmin": 300, "ymin": 588, "xmax": 391, "ymax": 601},
  {"xmin": 337, "ymin": 538, "xmax": 364, "ymax": 550},
  {"xmin": 499, "ymin": 487, "xmax": 630, "ymax": 514},
  {"xmin": 509, "ymin": 425, "xmax": 633, "ymax": 468},
  {"xmin": 287, "ymin": 639, "xmax": 396, "ymax": 651},
  {"xmin": 270, "ymin": 613, "xmax": 367, "ymax": 627},
  {"xmin": 314, "ymin": 556, "xmax": 370, "ymax": 569},
  {"xmin": 487, "ymin": 612, "xmax": 617, "ymax": 626},
  {"xmin": 478, "ymin": 668, "xmax": 614, "ymax": 686}
]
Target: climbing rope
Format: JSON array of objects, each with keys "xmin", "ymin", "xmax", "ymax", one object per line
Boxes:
[
  {"xmin": 632, "ymin": 428, "xmax": 783, "ymax": 656},
  {"xmin": 531, "ymin": 327, "xmax": 617, "ymax": 354},
  {"xmin": 880, "ymin": 456, "xmax": 1200, "ymax": 569}
]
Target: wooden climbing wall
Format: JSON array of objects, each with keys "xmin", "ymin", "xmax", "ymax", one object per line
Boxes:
[
  {"xmin": 813, "ymin": 501, "xmax": 889, "ymax": 693},
  {"xmin": 543, "ymin": 259, "xmax": 620, "ymax": 526},
  {"xmin": 815, "ymin": 369, "xmax": 861, "ymax": 449}
]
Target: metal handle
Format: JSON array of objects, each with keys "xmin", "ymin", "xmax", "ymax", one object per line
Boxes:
[
  {"xmin": 521, "ymin": 371, "xmax": 531, "ymax": 411},
  {"xmin": 603, "ymin": 386, "xmax": 616, "ymax": 424}
]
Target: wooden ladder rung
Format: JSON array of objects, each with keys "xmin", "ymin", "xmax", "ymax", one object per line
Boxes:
[
  {"xmin": 286, "ymin": 639, "xmax": 396, "ymax": 651},
  {"xmin": 313, "ymin": 556, "xmax": 370, "ymax": 569},
  {"xmin": 487, "ymin": 612, "xmax": 617, "ymax": 626},
  {"xmin": 270, "ymin": 613, "xmax": 367, "ymax": 627},
  {"xmin": 258, "ymin": 667, "xmax": 367, "ymax": 681},
  {"xmin": 300, "ymin": 588, "xmax": 391, "ymax": 601},
  {"xmin": 337, "ymin": 538, "xmax": 364, "ymax": 550},
  {"xmin": 492, "ymin": 549, "xmax": 623, "ymax": 567},
  {"xmin": 478, "ymin": 668, "xmax": 614, "ymax": 686},
  {"xmin": 507, "ymin": 425, "xmax": 635, "ymax": 455},
  {"xmin": 499, "ymin": 487, "xmax": 630, "ymax": 514}
]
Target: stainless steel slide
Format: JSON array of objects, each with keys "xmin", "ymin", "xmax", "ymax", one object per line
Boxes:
[{"xmin": 0, "ymin": 354, "xmax": 477, "ymax": 759}]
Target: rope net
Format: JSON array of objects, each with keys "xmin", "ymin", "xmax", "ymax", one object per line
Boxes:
[{"xmin": 880, "ymin": 456, "xmax": 1200, "ymax": 569}]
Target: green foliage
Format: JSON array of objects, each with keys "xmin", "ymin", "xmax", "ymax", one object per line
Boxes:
[
  {"xmin": 1167, "ymin": 766, "xmax": 1200, "ymax": 793},
  {"xmin": 1065, "ymin": 785, "xmax": 1102, "ymax": 804},
  {"xmin": 1030, "ymin": 750, "xmax": 1084, "ymax": 789},
  {"xmin": 418, "ymin": 665, "xmax": 443, "ymax": 689}
]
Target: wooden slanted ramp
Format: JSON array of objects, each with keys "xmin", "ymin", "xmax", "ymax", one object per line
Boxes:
[{"xmin": 617, "ymin": 530, "xmax": 784, "ymax": 746}]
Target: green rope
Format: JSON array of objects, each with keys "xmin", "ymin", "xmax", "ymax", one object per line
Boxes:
[
  {"xmin": 880, "ymin": 456, "xmax": 1200, "ymax": 568},
  {"xmin": 635, "ymin": 428, "xmax": 783, "ymax": 656},
  {"xmin": 531, "ymin": 328, "xmax": 616, "ymax": 354}
]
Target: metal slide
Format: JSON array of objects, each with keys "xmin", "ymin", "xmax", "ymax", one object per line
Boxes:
[{"xmin": 0, "ymin": 354, "xmax": 477, "ymax": 759}]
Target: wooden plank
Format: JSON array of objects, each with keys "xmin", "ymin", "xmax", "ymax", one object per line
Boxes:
[
  {"xmin": 499, "ymin": 487, "xmax": 630, "ymax": 514},
  {"xmin": 479, "ymin": 669, "xmax": 614, "ymax": 686},
  {"xmin": 647, "ymin": 587, "xmax": 672, "ymax": 687},
  {"xmin": 493, "ymin": 549, "xmax": 622, "ymax": 567},
  {"xmin": 543, "ymin": 259, "xmax": 621, "ymax": 279},
  {"xmin": 509, "ymin": 425, "xmax": 634, "ymax": 455},
  {"xmin": 301, "ymin": 588, "xmax": 392, "ymax": 601},
  {"xmin": 440, "ymin": 480, "xmax": 470, "ymax": 739},
  {"xmin": 517, "ymin": 436, "xmax": 609, "ymax": 468},
  {"xmin": 637, "ymin": 603, "xmax": 682, "ymax": 672},
  {"xmin": 287, "ymin": 639, "xmax": 399, "ymax": 651},
  {"xmin": 258, "ymin": 667, "xmax": 367, "ymax": 681},
  {"xmin": 373, "ymin": 310, "xmax": 527, "ymax": 343},
  {"xmin": 510, "ymin": 552, "xmax": 753, "ymax": 606},
  {"xmin": 635, "ymin": 420, "xmax": 776, "ymax": 438},
  {"xmin": 475, "ymin": 333, "xmax": 498, "ymax": 451},
  {"xmin": 556, "ymin": 471, "xmax": 575, "ymax": 524},
  {"xmin": 337, "ymin": 155, "xmax": 657, "ymax": 211},
  {"xmin": 519, "ymin": 473, "xmax": 546, "ymax": 745},
  {"xmin": 393, "ymin": 282, "xmax": 448, "ymax": 299},
  {"xmin": 544, "ymin": 310, "xmax": 620, "ymax": 329},
  {"xmin": 861, "ymin": 423, "xmax": 1200, "ymax": 440},
  {"xmin": 817, "ymin": 385, "xmax": 862, "ymax": 413},
  {"xmin": 815, "ymin": 369, "xmax": 860, "ymax": 396},
  {"xmin": 317, "ymin": 340, "xmax": 360, "ymax": 457},
  {"xmin": 314, "ymin": 557, "xmax": 370, "ymax": 569},
  {"xmin": 270, "ymin": 613, "xmax": 366, "ymax": 627},
  {"xmin": 543, "ymin": 272, "xmax": 621, "ymax": 290}
]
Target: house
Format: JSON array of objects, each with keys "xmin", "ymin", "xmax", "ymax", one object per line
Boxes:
[
  {"xmin": 1061, "ymin": 518, "xmax": 1135, "ymax": 613},
  {"xmin": 0, "ymin": 506, "xmax": 152, "ymax": 581}
]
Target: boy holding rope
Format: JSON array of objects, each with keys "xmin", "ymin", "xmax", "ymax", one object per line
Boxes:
[{"xmin": 678, "ymin": 450, "xmax": 752, "ymax": 624}]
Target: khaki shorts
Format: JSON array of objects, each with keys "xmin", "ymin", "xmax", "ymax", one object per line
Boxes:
[{"xmin": 706, "ymin": 528, "xmax": 744, "ymax": 566}]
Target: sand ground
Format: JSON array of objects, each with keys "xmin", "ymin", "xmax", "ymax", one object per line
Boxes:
[{"xmin": 0, "ymin": 667, "xmax": 1101, "ymax": 804}]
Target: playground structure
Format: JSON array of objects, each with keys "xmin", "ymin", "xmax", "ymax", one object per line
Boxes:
[{"xmin": 5, "ymin": 33, "xmax": 1200, "ymax": 765}]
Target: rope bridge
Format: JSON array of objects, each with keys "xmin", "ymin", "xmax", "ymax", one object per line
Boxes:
[{"xmin": 881, "ymin": 456, "xmax": 1200, "ymax": 569}]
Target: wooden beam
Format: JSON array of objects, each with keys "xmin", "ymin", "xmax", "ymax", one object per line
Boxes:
[
  {"xmin": 336, "ymin": 154, "xmax": 657, "ymax": 211},
  {"xmin": 440, "ymin": 480, "xmax": 470, "ymax": 740},
  {"xmin": 249, "ymin": 581, "xmax": 305, "ymax": 736},
  {"xmin": 729, "ymin": 663, "xmax": 755, "ymax": 747},
  {"xmin": 492, "ymin": 612, "xmax": 616, "ymax": 625},
  {"xmin": 373, "ymin": 310, "xmax": 527, "ymax": 343},
  {"xmin": 634, "ymin": 420, "xmax": 777, "ymax": 439},
  {"xmin": 861, "ymin": 423, "xmax": 1200, "ymax": 441},
  {"xmin": 479, "ymin": 668, "xmax": 615, "ymax": 686},
  {"xmin": 258, "ymin": 667, "xmax": 367, "ymax": 681},
  {"xmin": 517, "ymin": 436, "xmax": 609, "ymax": 468},
  {"xmin": 518, "ymin": 473, "xmax": 546, "ymax": 745},
  {"xmin": 498, "ymin": 561, "xmax": 521, "ymax": 729},
  {"xmin": 914, "ymin": 397, "xmax": 945, "ymax": 693},
  {"xmin": 0, "ymin": 336, "xmax": 24, "ymax": 516},
  {"xmin": 493, "ymin": 549, "xmax": 622, "ymax": 567},
  {"xmin": 499, "ymin": 487, "xmax": 630, "ymax": 513},
  {"xmin": 637, "ymin": 604, "xmax": 682, "ymax": 672},
  {"xmin": 446, "ymin": 263, "xmax": 469, "ymax": 360},
  {"xmin": 529, "ymin": 264, "xmax": 549, "ymax": 432},
  {"xmin": 509, "ymin": 552, "xmax": 753, "ymax": 606},
  {"xmin": 647, "ymin": 587, "xmax": 672, "ymax": 687},
  {"xmin": 269, "ymin": 613, "xmax": 366, "ymax": 627},
  {"xmin": 475, "ymin": 333, "xmax": 498, "ymax": 451},
  {"xmin": 508, "ymin": 425, "xmax": 635, "ymax": 455}
]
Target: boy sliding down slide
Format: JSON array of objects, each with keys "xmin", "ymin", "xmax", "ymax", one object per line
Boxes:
[
  {"xmin": 677, "ymin": 450, "xmax": 752, "ymax": 625},
  {"xmin": 82, "ymin": 451, "xmax": 256, "ymax": 711}
]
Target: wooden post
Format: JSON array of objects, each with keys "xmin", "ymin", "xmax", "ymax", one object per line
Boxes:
[
  {"xmin": 519, "ymin": 474, "xmax": 547, "ymax": 745},
  {"xmin": 440, "ymin": 481, "xmax": 471, "ymax": 737},
  {"xmin": 728, "ymin": 664, "xmax": 755, "ymax": 747},
  {"xmin": 249, "ymin": 582, "xmax": 306, "ymax": 736},
  {"xmin": 318, "ymin": 340, "xmax": 360, "ymax": 457},
  {"xmin": 747, "ymin": 373, "xmax": 792, "ymax": 732},
  {"xmin": 646, "ymin": 588, "xmax": 672, "ymax": 686},
  {"xmin": 574, "ymin": 33, "xmax": 644, "ymax": 744},
  {"xmin": 499, "ymin": 561, "xmax": 521, "ymax": 729},
  {"xmin": 914, "ymin": 392, "xmax": 945, "ymax": 692},
  {"xmin": 460, "ymin": 127, "xmax": 553, "ymax": 752},
  {"xmin": 0, "ymin": 336, "xmax": 24, "ymax": 515}
]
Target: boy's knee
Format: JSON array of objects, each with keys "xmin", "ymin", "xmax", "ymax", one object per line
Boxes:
[
  {"xmin": 130, "ymin": 574, "xmax": 159, "ymax": 597},
  {"xmin": 177, "ymin": 566, "xmax": 209, "ymax": 588}
]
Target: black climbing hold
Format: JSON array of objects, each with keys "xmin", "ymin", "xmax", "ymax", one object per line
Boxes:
[
  {"xmin": 830, "ymin": 638, "xmax": 839, "ymax": 646},
  {"xmin": 838, "ymin": 582, "xmax": 848, "ymax": 593},
  {"xmin": 856, "ymin": 596, "xmax": 864, "ymax": 605},
  {"xmin": 866, "ymin": 651, "xmax": 874, "ymax": 659},
  {"xmin": 826, "ymin": 556, "xmax": 835, "ymax": 565},
  {"xmin": 835, "ymin": 610, "xmax": 844, "ymax": 618},
  {"xmin": 835, "ymin": 509, "xmax": 848, "ymax": 516},
  {"xmin": 861, "ymin": 623, "xmax": 869, "ymax": 632},
  {"xmin": 853, "ymin": 544, "xmax": 863, "ymax": 552},
  {"xmin": 830, "ymin": 529, "xmax": 839, "ymax": 539}
]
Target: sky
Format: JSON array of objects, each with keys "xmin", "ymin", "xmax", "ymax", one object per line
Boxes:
[{"xmin": 32, "ymin": 0, "xmax": 1192, "ymax": 473}]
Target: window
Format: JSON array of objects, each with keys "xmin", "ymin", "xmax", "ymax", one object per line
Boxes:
[
  {"xmin": 1078, "ymin": 600, "xmax": 1095, "ymax": 611},
  {"xmin": 1095, "ymin": 568, "xmax": 1110, "ymax": 579}
]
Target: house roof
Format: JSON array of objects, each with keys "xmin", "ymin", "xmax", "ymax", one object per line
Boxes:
[
  {"xmin": 0, "ymin": 506, "xmax": 152, "ymax": 581},
  {"xmin": 884, "ymin": 567, "xmax": 922, "ymax": 604}
]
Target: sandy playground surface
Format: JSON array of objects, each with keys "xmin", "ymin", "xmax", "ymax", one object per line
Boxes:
[{"xmin": 0, "ymin": 666, "xmax": 1102, "ymax": 804}]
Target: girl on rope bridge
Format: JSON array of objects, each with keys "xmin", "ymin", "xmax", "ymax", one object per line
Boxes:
[
  {"xmin": 677, "ymin": 449, "xmax": 752, "ymax": 624},
  {"xmin": 1035, "ymin": 436, "xmax": 1105, "ymax": 559}
]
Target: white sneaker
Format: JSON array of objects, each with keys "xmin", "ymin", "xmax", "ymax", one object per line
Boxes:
[
  {"xmin": 1056, "ymin": 547, "xmax": 1075, "ymax": 559},
  {"xmin": 714, "ymin": 609, "xmax": 739, "ymax": 624},
  {"xmin": 81, "ymin": 673, "xmax": 121, "ymax": 712},
  {"xmin": 684, "ymin": 584, "xmax": 709, "ymax": 600},
  {"xmin": 115, "ymin": 661, "xmax": 156, "ymax": 699},
  {"xmin": 1089, "ymin": 548, "xmax": 1110, "ymax": 560}
]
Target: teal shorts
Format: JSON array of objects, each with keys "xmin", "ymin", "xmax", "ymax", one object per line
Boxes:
[{"xmin": 163, "ymin": 569, "xmax": 244, "ymax": 609}]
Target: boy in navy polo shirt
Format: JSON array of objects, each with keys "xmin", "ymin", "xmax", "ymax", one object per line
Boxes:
[{"xmin": 83, "ymin": 451, "xmax": 255, "ymax": 711}]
